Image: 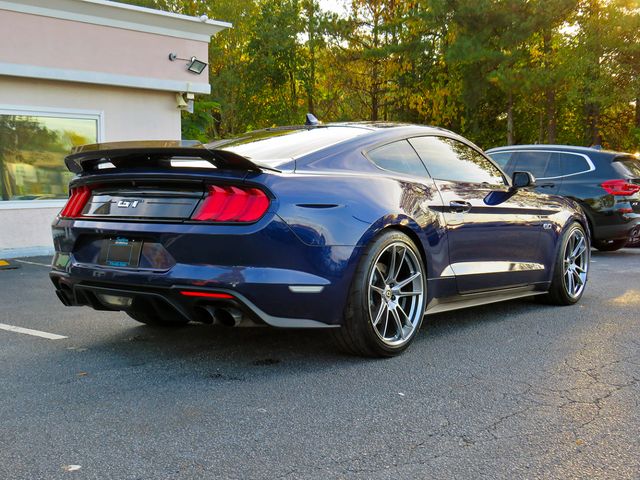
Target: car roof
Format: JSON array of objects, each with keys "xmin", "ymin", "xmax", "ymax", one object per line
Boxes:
[
  {"xmin": 486, "ymin": 144, "xmax": 633, "ymax": 157},
  {"xmin": 251, "ymin": 121, "xmax": 454, "ymax": 134}
]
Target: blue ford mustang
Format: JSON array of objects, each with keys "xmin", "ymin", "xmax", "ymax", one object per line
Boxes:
[{"xmin": 50, "ymin": 122, "xmax": 590, "ymax": 357}]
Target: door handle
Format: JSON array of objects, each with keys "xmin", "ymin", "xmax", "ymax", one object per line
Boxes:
[
  {"xmin": 449, "ymin": 200, "xmax": 472, "ymax": 213},
  {"xmin": 538, "ymin": 183, "xmax": 556, "ymax": 188}
]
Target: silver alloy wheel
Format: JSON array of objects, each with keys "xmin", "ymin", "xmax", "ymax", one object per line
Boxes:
[
  {"xmin": 368, "ymin": 241, "xmax": 425, "ymax": 347},
  {"xmin": 562, "ymin": 228, "xmax": 589, "ymax": 299}
]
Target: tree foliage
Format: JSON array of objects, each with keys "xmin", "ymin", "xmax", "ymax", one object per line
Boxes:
[{"xmin": 117, "ymin": 0, "xmax": 640, "ymax": 151}]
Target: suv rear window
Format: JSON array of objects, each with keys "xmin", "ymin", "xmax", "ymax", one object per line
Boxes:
[
  {"xmin": 614, "ymin": 156, "xmax": 640, "ymax": 177},
  {"xmin": 559, "ymin": 153, "xmax": 590, "ymax": 176}
]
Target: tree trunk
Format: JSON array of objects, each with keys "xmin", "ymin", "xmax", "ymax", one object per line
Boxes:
[
  {"xmin": 545, "ymin": 89, "xmax": 557, "ymax": 143},
  {"xmin": 289, "ymin": 70, "xmax": 297, "ymax": 113},
  {"xmin": 635, "ymin": 96, "xmax": 640, "ymax": 129},
  {"xmin": 371, "ymin": 84, "xmax": 379, "ymax": 121},
  {"xmin": 370, "ymin": 59, "xmax": 380, "ymax": 121},
  {"xmin": 507, "ymin": 93, "xmax": 515, "ymax": 145},
  {"xmin": 306, "ymin": 0, "xmax": 316, "ymax": 115},
  {"xmin": 307, "ymin": 60, "xmax": 315, "ymax": 115},
  {"xmin": 542, "ymin": 28, "xmax": 556, "ymax": 144},
  {"xmin": 370, "ymin": 4, "xmax": 381, "ymax": 122},
  {"xmin": 586, "ymin": 103, "xmax": 600, "ymax": 146},
  {"xmin": 538, "ymin": 111, "xmax": 545, "ymax": 144}
]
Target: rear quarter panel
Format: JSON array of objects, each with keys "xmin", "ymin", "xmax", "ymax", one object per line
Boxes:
[
  {"xmin": 536, "ymin": 192, "xmax": 591, "ymax": 280},
  {"xmin": 256, "ymin": 169, "xmax": 450, "ymax": 286}
]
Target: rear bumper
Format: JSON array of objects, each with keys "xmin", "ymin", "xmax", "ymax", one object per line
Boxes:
[
  {"xmin": 588, "ymin": 210, "xmax": 640, "ymax": 242},
  {"xmin": 50, "ymin": 274, "xmax": 337, "ymax": 328},
  {"xmin": 50, "ymin": 215, "xmax": 361, "ymax": 327},
  {"xmin": 592, "ymin": 218, "xmax": 640, "ymax": 242}
]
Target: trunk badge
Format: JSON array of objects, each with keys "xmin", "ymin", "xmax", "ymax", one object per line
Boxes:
[{"xmin": 117, "ymin": 200, "xmax": 142, "ymax": 208}]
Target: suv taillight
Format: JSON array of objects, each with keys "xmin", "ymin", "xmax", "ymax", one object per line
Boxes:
[
  {"xmin": 60, "ymin": 186, "xmax": 91, "ymax": 218},
  {"xmin": 601, "ymin": 180, "xmax": 640, "ymax": 196},
  {"xmin": 191, "ymin": 185, "xmax": 270, "ymax": 222}
]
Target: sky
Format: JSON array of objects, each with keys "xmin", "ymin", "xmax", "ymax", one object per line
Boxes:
[{"xmin": 319, "ymin": 0, "xmax": 348, "ymax": 15}]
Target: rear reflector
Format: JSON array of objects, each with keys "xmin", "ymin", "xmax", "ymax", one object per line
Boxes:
[
  {"xmin": 60, "ymin": 186, "xmax": 91, "ymax": 218},
  {"xmin": 191, "ymin": 185, "xmax": 269, "ymax": 222},
  {"xmin": 601, "ymin": 179, "xmax": 640, "ymax": 196},
  {"xmin": 179, "ymin": 291, "xmax": 235, "ymax": 299}
]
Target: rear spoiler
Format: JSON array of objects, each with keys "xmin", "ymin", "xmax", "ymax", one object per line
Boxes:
[{"xmin": 64, "ymin": 140, "xmax": 274, "ymax": 174}]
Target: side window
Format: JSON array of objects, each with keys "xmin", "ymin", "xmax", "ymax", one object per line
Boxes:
[
  {"xmin": 409, "ymin": 136, "xmax": 505, "ymax": 185},
  {"xmin": 367, "ymin": 140, "xmax": 428, "ymax": 177},
  {"xmin": 488, "ymin": 152, "xmax": 512, "ymax": 169},
  {"xmin": 544, "ymin": 154, "xmax": 564, "ymax": 178},
  {"xmin": 510, "ymin": 151, "xmax": 551, "ymax": 179},
  {"xmin": 558, "ymin": 153, "xmax": 591, "ymax": 176}
]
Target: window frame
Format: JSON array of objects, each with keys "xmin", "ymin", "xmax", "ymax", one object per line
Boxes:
[
  {"xmin": 0, "ymin": 104, "xmax": 104, "ymax": 210},
  {"xmin": 489, "ymin": 149, "xmax": 595, "ymax": 180}
]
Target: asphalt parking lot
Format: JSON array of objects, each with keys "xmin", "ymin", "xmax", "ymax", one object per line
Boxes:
[{"xmin": 1, "ymin": 250, "xmax": 639, "ymax": 480}]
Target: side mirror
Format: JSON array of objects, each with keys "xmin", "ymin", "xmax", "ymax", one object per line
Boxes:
[{"xmin": 511, "ymin": 171, "xmax": 536, "ymax": 189}]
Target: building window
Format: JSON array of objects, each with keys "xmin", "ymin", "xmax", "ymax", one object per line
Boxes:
[{"xmin": 0, "ymin": 111, "xmax": 99, "ymax": 201}]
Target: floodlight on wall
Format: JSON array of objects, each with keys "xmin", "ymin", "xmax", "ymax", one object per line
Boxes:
[{"xmin": 168, "ymin": 53, "xmax": 208, "ymax": 75}]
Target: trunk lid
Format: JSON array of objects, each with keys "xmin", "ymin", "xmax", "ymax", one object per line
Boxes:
[{"xmin": 63, "ymin": 141, "xmax": 274, "ymax": 221}]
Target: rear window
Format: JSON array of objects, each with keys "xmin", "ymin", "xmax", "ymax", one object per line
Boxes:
[
  {"xmin": 207, "ymin": 127, "xmax": 370, "ymax": 167},
  {"xmin": 559, "ymin": 152, "xmax": 591, "ymax": 176},
  {"xmin": 614, "ymin": 156, "xmax": 640, "ymax": 177},
  {"xmin": 367, "ymin": 140, "xmax": 428, "ymax": 177}
]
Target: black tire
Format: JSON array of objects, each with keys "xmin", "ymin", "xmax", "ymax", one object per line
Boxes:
[
  {"xmin": 542, "ymin": 222, "xmax": 589, "ymax": 305},
  {"xmin": 331, "ymin": 230, "xmax": 426, "ymax": 357},
  {"xmin": 593, "ymin": 239, "xmax": 627, "ymax": 252},
  {"xmin": 626, "ymin": 231, "xmax": 640, "ymax": 248},
  {"xmin": 125, "ymin": 309, "xmax": 189, "ymax": 327}
]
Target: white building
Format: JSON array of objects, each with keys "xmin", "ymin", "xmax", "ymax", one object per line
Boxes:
[{"xmin": 0, "ymin": 0, "xmax": 229, "ymax": 257}]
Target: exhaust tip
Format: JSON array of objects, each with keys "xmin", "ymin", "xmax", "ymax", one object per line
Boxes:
[
  {"xmin": 55, "ymin": 289, "xmax": 73, "ymax": 306},
  {"xmin": 213, "ymin": 307, "xmax": 243, "ymax": 327},
  {"xmin": 203, "ymin": 306, "xmax": 244, "ymax": 327}
]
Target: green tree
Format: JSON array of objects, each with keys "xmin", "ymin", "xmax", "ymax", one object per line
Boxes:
[{"xmin": 111, "ymin": 0, "xmax": 640, "ymax": 151}]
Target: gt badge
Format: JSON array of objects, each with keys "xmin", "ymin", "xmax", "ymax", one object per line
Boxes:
[{"xmin": 117, "ymin": 200, "xmax": 142, "ymax": 208}]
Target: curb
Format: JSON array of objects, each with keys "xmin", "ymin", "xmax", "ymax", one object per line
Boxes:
[{"xmin": 0, "ymin": 259, "xmax": 20, "ymax": 270}]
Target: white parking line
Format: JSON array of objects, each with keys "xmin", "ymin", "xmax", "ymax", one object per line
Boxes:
[
  {"xmin": 0, "ymin": 323, "xmax": 67, "ymax": 340},
  {"xmin": 14, "ymin": 259, "xmax": 51, "ymax": 268}
]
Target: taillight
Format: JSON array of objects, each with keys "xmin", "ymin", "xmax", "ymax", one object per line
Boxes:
[
  {"xmin": 191, "ymin": 185, "xmax": 270, "ymax": 222},
  {"xmin": 601, "ymin": 179, "xmax": 640, "ymax": 196},
  {"xmin": 60, "ymin": 186, "xmax": 91, "ymax": 218}
]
